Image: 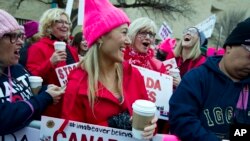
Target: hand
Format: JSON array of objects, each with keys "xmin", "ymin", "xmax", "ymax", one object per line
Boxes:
[
  {"xmin": 46, "ymin": 84, "xmax": 65, "ymax": 104},
  {"xmin": 173, "ymin": 76, "xmax": 181, "ymax": 88},
  {"xmin": 50, "ymin": 50, "xmax": 67, "ymax": 65},
  {"xmin": 142, "ymin": 115, "xmax": 158, "ymax": 140}
]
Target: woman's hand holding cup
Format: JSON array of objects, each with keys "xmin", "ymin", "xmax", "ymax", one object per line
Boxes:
[{"xmin": 142, "ymin": 115, "xmax": 158, "ymax": 140}]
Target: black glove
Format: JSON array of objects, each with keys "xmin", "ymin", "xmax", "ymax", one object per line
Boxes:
[{"xmin": 108, "ymin": 110, "xmax": 132, "ymax": 130}]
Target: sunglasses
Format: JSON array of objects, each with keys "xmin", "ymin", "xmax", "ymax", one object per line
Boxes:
[{"xmin": 183, "ymin": 28, "xmax": 198, "ymax": 36}]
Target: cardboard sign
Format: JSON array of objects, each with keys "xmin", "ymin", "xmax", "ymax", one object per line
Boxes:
[
  {"xmin": 40, "ymin": 116, "xmax": 165, "ymax": 141},
  {"xmin": 162, "ymin": 58, "xmax": 178, "ymax": 72},
  {"xmin": 133, "ymin": 66, "xmax": 173, "ymax": 120},
  {"xmin": 0, "ymin": 127, "xmax": 40, "ymax": 141},
  {"xmin": 158, "ymin": 22, "xmax": 173, "ymax": 40},
  {"xmin": 55, "ymin": 63, "xmax": 78, "ymax": 87},
  {"xmin": 195, "ymin": 14, "xmax": 216, "ymax": 38}
]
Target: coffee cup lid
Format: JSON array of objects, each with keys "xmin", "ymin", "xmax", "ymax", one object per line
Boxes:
[
  {"xmin": 132, "ymin": 100, "xmax": 156, "ymax": 114},
  {"xmin": 54, "ymin": 41, "xmax": 66, "ymax": 46},
  {"xmin": 28, "ymin": 76, "xmax": 43, "ymax": 82}
]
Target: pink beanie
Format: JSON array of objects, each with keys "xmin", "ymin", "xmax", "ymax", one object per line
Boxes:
[
  {"xmin": 24, "ymin": 20, "xmax": 39, "ymax": 38},
  {"xmin": 0, "ymin": 9, "xmax": 21, "ymax": 38},
  {"xmin": 84, "ymin": 0, "xmax": 130, "ymax": 47},
  {"xmin": 159, "ymin": 38, "xmax": 176, "ymax": 53}
]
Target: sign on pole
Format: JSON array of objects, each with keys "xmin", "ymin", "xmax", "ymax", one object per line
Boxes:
[
  {"xmin": 195, "ymin": 14, "xmax": 216, "ymax": 38},
  {"xmin": 158, "ymin": 22, "xmax": 173, "ymax": 40}
]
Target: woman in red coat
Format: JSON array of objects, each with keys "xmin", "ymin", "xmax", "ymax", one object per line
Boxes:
[
  {"xmin": 174, "ymin": 27, "xmax": 207, "ymax": 87},
  {"xmin": 123, "ymin": 17, "xmax": 166, "ymax": 74},
  {"xmin": 62, "ymin": 0, "xmax": 157, "ymax": 140},
  {"xmin": 26, "ymin": 8, "xmax": 79, "ymax": 118}
]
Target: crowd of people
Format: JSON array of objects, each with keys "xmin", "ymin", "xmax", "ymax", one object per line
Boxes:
[{"xmin": 0, "ymin": 0, "xmax": 249, "ymax": 140}]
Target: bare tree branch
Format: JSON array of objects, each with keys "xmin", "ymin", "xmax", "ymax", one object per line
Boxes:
[
  {"xmin": 114, "ymin": 0, "xmax": 195, "ymax": 20},
  {"xmin": 17, "ymin": 0, "xmax": 25, "ymax": 9}
]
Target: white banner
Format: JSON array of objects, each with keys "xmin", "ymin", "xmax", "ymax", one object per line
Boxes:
[
  {"xmin": 133, "ymin": 66, "xmax": 173, "ymax": 120},
  {"xmin": 40, "ymin": 116, "xmax": 165, "ymax": 141},
  {"xmin": 55, "ymin": 63, "xmax": 78, "ymax": 87},
  {"xmin": 0, "ymin": 127, "xmax": 39, "ymax": 141},
  {"xmin": 195, "ymin": 14, "xmax": 216, "ymax": 38}
]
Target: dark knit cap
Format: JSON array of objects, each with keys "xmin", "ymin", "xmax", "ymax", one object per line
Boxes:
[{"xmin": 223, "ymin": 17, "xmax": 250, "ymax": 48}]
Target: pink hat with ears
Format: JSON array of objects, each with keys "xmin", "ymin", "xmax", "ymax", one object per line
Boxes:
[
  {"xmin": 159, "ymin": 38, "xmax": 176, "ymax": 53},
  {"xmin": 84, "ymin": 0, "xmax": 130, "ymax": 48}
]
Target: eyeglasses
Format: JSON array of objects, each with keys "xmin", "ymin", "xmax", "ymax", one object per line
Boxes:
[
  {"xmin": 241, "ymin": 44, "xmax": 250, "ymax": 52},
  {"xmin": 55, "ymin": 20, "xmax": 71, "ymax": 26},
  {"xmin": 2, "ymin": 32, "xmax": 25, "ymax": 44},
  {"xmin": 137, "ymin": 31, "xmax": 156, "ymax": 39},
  {"xmin": 183, "ymin": 28, "xmax": 198, "ymax": 36}
]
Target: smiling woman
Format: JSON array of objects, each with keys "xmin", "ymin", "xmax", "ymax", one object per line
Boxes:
[
  {"xmin": 25, "ymin": 8, "xmax": 79, "ymax": 118},
  {"xmin": 61, "ymin": 0, "xmax": 158, "ymax": 140}
]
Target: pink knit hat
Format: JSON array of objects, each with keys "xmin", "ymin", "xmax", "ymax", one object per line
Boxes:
[
  {"xmin": 0, "ymin": 9, "xmax": 21, "ymax": 38},
  {"xmin": 159, "ymin": 38, "xmax": 176, "ymax": 53},
  {"xmin": 24, "ymin": 20, "xmax": 39, "ymax": 38},
  {"xmin": 84, "ymin": 0, "xmax": 130, "ymax": 47}
]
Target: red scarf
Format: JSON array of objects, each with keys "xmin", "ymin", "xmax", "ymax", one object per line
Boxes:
[{"xmin": 123, "ymin": 46, "xmax": 154, "ymax": 70}]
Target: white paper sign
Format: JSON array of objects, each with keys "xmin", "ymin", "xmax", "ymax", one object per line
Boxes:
[
  {"xmin": 158, "ymin": 22, "xmax": 173, "ymax": 40},
  {"xmin": 55, "ymin": 63, "xmax": 78, "ymax": 87},
  {"xmin": 133, "ymin": 66, "xmax": 173, "ymax": 120},
  {"xmin": 162, "ymin": 58, "xmax": 178, "ymax": 72},
  {"xmin": 78, "ymin": 0, "xmax": 84, "ymax": 25},
  {"xmin": 0, "ymin": 127, "xmax": 40, "ymax": 141},
  {"xmin": 40, "ymin": 116, "xmax": 165, "ymax": 141},
  {"xmin": 65, "ymin": 0, "xmax": 74, "ymax": 17},
  {"xmin": 195, "ymin": 14, "xmax": 216, "ymax": 38}
]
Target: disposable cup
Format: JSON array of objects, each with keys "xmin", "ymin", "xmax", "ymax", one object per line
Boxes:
[
  {"xmin": 54, "ymin": 41, "xmax": 66, "ymax": 51},
  {"xmin": 132, "ymin": 99, "xmax": 156, "ymax": 140},
  {"xmin": 28, "ymin": 76, "xmax": 43, "ymax": 95}
]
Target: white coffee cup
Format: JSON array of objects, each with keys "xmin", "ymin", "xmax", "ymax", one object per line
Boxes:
[
  {"xmin": 169, "ymin": 68, "xmax": 181, "ymax": 79},
  {"xmin": 28, "ymin": 76, "xmax": 43, "ymax": 95},
  {"xmin": 132, "ymin": 99, "xmax": 156, "ymax": 140},
  {"xmin": 54, "ymin": 41, "xmax": 66, "ymax": 51}
]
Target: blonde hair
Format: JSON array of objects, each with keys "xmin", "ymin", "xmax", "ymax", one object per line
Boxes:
[
  {"xmin": 78, "ymin": 43, "xmax": 123, "ymax": 110},
  {"xmin": 174, "ymin": 38, "xmax": 202, "ymax": 60},
  {"xmin": 39, "ymin": 8, "xmax": 71, "ymax": 37},
  {"xmin": 128, "ymin": 17, "xmax": 157, "ymax": 46}
]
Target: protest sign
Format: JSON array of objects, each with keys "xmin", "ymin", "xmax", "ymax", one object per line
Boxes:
[
  {"xmin": 133, "ymin": 66, "xmax": 173, "ymax": 120},
  {"xmin": 195, "ymin": 14, "xmax": 216, "ymax": 38},
  {"xmin": 158, "ymin": 22, "xmax": 173, "ymax": 40},
  {"xmin": 55, "ymin": 63, "xmax": 78, "ymax": 87},
  {"xmin": 40, "ymin": 116, "xmax": 165, "ymax": 141},
  {"xmin": 162, "ymin": 58, "xmax": 178, "ymax": 72},
  {"xmin": 0, "ymin": 127, "xmax": 39, "ymax": 141}
]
